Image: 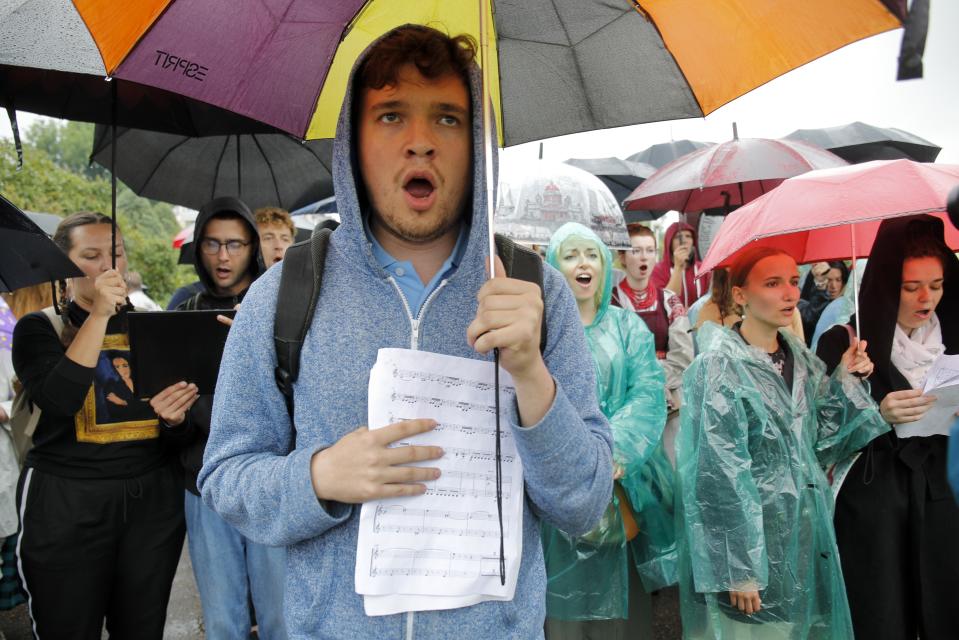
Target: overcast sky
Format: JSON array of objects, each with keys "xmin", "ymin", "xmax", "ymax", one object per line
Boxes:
[{"xmin": 4, "ymin": 2, "xmax": 957, "ymax": 171}]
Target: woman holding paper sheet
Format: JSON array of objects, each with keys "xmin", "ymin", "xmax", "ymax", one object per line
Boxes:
[
  {"xmin": 817, "ymin": 215, "xmax": 959, "ymax": 639},
  {"xmin": 542, "ymin": 222, "xmax": 669, "ymax": 639},
  {"xmin": 11, "ymin": 212, "xmax": 196, "ymax": 639}
]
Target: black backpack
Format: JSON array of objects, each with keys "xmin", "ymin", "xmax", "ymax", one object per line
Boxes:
[{"xmin": 273, "ymin": 228, "xmax": 546, "ymax": 417}]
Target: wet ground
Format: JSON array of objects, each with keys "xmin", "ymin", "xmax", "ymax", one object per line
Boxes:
[{"xmin": 0, "ymin": 546, "xmax": 683, "ymax": 639}]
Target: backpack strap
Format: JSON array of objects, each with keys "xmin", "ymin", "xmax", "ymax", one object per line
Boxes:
[
  {"xmin": 10, "ymin": 306, "xmax": 65, "ymax": 462},
  {"xmin": 272, "ymin": 231, "xmax": 546, "ymax": 419},
  {"xmin": 273, "ymin": 228, "xmax": 332, "ymax": 418},
  {"xmin": 180, "ymin": 292, "xmax": 200, "ymax": 311},
  {"xmin": 40, "ymin": 306, "xmax": 64, "ymax": 337},
  {"xmin": 494, "ymin": 233, "xmax": 547, "ymax": 354}
]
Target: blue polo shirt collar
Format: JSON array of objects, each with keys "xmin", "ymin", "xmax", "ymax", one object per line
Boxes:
[{"xmin": 365, "ymin": 221, "xmax": 468, "ymax": 317}]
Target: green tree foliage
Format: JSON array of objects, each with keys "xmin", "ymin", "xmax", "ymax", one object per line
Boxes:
[
  {"xmin": 0, "ymin": 122, "xmax": 194, "ymax": 306},
  {"xmin": 27, "ymin": 119, "xmax": 110, "ymax": 181}
]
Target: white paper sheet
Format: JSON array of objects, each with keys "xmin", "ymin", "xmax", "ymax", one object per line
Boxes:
[
  {"xmin": 923, "ymin": 353, "xmax": 959, "ymax": 393},
  {"xmin": 894, "ymin": 354, "xmax": 959, "ymax": 438},
  {"xmin": 895, "ymin": 383, "xmax": 959, "ymax": 439},
  {"xmin": 356, "ymin": 348, "xmax": 524, "ymax": 616}
]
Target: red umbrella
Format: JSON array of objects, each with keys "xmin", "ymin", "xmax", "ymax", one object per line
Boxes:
[
  {"xmin": 172, "ymin": 226, "xmax": 193, "ymax": 249},
  {"xmin": 624, "ymin": 126, "xmax": 848, "ymax": 212},
  {"xmin": 698, "ymin": 160, "xmax": 959, "ymax": 334}
]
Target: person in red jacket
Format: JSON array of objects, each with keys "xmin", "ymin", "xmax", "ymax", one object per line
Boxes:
[{"xmin": 650, "ymin": 221, "xmax": 711, "ymax": 309}]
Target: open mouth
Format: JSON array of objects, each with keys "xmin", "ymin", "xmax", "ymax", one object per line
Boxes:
[
  {"xmin": 781, "ymin": 306, "xmax": 795, "ymax": 314},
  {"xmin": 215, "ymin": 267, "xmax": 232, "ymax": 279},
  {"xmin": 575, "ymin": 273, "xmax": 593, "ymax": 286},
  {"xmin": 402, "ymin": 174, "xmax": 437, "ymax": 211},
  {"xmin": 638, "ymin": 264, "xmax": 648, "ymax": 273},
  {"xmin": 915, "ymin": 308, "xmax": 932, "ymax": 319},
  {"xmin": 404, "ymin": 174, "xmax": 435, "ymax": 197}
]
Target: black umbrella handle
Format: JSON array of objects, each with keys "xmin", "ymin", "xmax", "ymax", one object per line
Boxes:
[{"xmin": 110, "ymin": 79, "xmax": 118, "ymax": 271}]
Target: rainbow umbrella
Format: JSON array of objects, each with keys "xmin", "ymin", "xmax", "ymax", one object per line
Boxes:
[{"xmin": 33, "ymin": 0, "xmax": 908, "ymax": 146}]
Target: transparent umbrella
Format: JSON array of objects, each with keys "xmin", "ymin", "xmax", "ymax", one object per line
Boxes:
[{"xmin": 496, "ymin": 161, "xmax": 630, "ymax": 249}]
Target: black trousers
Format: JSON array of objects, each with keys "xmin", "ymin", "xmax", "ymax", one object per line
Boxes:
[
  {"xmin": 16, "ymin": 463, "xmax": 185, "ymax": 640},
  {"xmin": 834, "ymin": 434, "xmax": 959, "ymax": 640}
]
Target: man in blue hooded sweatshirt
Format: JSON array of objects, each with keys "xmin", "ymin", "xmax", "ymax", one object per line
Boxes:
[{"xmin": 199, "ymin": 25, "xmax": 613, "ymax": 639}]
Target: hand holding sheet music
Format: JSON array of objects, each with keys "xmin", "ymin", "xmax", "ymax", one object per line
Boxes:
[
  {"xmin": 895, "ymin": 353, "xmax": 959, "ymax": 438},
  {"xmin": 355, "ymin": 348, "xmax": 524, "ymax": 616}
]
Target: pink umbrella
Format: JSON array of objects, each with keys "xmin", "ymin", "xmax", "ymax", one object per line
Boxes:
[
  {"xmin": 623, "ymin": 126, "xmax": 848, "ymax": 212},
  {"xmin": 698, "ymin": 159, "xmax": 959, "ymax": 334}
]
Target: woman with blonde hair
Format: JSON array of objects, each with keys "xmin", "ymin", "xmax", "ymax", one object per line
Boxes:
[{"xmin": 542, "ymin": 222, "xmax": 669, "ymax": 639}]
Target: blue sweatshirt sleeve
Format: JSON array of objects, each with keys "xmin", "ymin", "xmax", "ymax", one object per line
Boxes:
[
  {"xmin": 509, "ymin": 265, "xmax": 614, "ymax": 537},
  {"xmin": 198, "ymin": 268, "xmax": 352, "ymax": 546}
]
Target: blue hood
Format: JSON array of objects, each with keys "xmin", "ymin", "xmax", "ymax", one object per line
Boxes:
[{"xmin": 329, "ymin": 32, "xmax": 497, "ymax": 285}]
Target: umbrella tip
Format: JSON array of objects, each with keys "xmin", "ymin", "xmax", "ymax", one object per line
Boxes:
[{"xmin": 732, "ymin": 122, "xmax": 739, "ymax": 141}]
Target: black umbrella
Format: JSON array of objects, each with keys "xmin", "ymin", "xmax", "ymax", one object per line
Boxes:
[
  {"xmin": 90, "ymin": 126, "xmax": 335, "ymax": 212},
  {"xmin": 563, "ymin": 157, "xmax": 655, "ymax": 203},
  {"xmin": 784, "ymin": 121, "xmax": 941, "ymax": 164},
  {"xmin": 627, "ymin": 139, "xmax": 715, "ymax": 169},
  {"xmin": 0, "ymin": 194, "xmax": 82, "ymax": 291}
]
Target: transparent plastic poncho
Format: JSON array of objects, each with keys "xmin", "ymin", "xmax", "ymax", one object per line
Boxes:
[
  {"xmin": 541, "ymin": 223, "xmax": 670, "ymax": 620},
  {"xmin": 676, "ymin": 322, "xmax": 889, "ymax": 638}
]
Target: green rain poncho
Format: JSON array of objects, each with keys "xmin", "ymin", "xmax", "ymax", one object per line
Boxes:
[
  {"xmin": 676, "ymin": 321, "xmax": 889, "ymax": 639},
  {"xmin": 542, "ymin": 223, "xmax": 670, "ymax": 621}
]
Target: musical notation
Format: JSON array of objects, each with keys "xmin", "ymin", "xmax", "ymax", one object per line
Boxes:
[
  {"xmin": 387, "ymin": 415, "xmax": 514, "ymax": 440},
  {"xmin": 391, "ymin": 391, "xmax": 498, "ymax": 415},
  {"xmin": 392, "ymin": 441, "xmax": 515, "ymax": 465},
  {"xmin": 427, "ymin": 469, "xmax": 512, "ymax": 501},
  {"xmin": 369, "ymin": 546, "xmax": 503, "ymax": 579},
  {"xmin": 373, "ymin": 504, "xmax": 507, "ymax": 539},
  {"xmin": 394, "ymin": 366, "xmax": 503, "ymax": 393},
  {"xmin": 357, "ymin": 348, "xmax": 524, "ymax": 611}
]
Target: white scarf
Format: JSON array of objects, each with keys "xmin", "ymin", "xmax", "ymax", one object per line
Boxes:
[{"xmin": 890, "ymin": 312, "xmax": 945, "ymax": 390}]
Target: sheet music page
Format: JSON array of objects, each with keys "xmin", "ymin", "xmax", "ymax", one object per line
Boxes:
[
  {"xmin": 355, "ymin": 348, "xmax": 524, "ymax": 616},
  {"xmin": 896, "ymin": 383, "xmax": 959, "ymax": 439},
  {"xmin": 923, "ymin": 353, "xmax": 959, "ymax": 393}
]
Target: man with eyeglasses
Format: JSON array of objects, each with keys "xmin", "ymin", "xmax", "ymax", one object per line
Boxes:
[
  {"xmin": 167, "ymin": 197, "xmax": 287, "ymax": 639},
  {"xmin": 612, "ymin": 224, "xmax": 692, "ymax": 467}
]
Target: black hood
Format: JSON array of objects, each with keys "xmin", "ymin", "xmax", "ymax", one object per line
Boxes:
[
  {"xmin": 190, "ymin": 196, "xmax": 265, "ymax": 296},
  {"xmin": 855, "ymin": 214, "xmax": 959, "ymax": 393}
]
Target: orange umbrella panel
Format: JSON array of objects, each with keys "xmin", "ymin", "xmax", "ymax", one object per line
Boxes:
[
  {"xmin": 72, "ymin": 0, "xmax": 173, "ymax": 74},
  {"xmin": 639, "ymin": 0, "xmax": 902, "ymax": 116}
]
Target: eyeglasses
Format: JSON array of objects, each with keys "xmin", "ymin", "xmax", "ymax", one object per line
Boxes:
[
  {"xmin": 626, "ymin": 248, "xmax": 657, "ymax": 256},
  {"xmin": 199, "ymin": 238, "xmax": 250, "ymax": 256}
]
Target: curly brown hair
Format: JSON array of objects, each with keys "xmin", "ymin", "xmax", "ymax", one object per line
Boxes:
[{"xmin": 357, "ymin": 25, "xmax": 477, "ymax": 92}]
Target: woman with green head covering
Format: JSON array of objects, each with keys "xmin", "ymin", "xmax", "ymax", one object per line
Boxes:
[{"xmin": 543, "ymin": 222, "xmax": 670, "ymax": 639}]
